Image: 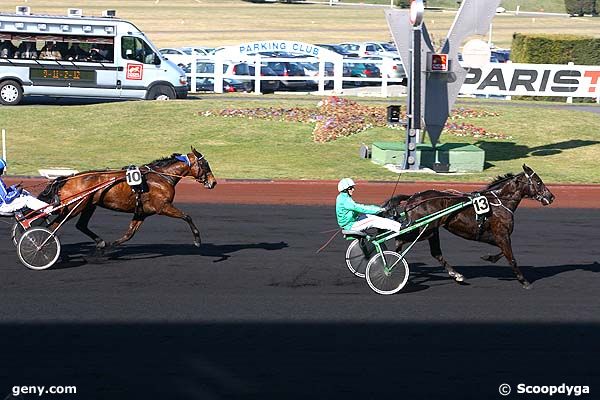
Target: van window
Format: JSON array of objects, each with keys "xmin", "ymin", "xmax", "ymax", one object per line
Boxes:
[
  {"xmin": 1, "ymin": 34, "xmax": 113, "ymax": 62},
  {"xmin": 122, "ymin": 36, "xmax": 157, "ymax": 64}
]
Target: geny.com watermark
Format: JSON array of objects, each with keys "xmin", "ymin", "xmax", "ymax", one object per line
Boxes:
[
  {"xmin": 499, "ymin": 383, "xmax": 590, "ymax": 397},
  {"xmin": 10, "ymin": 385, "xmax": 77, "ymax": 397}
]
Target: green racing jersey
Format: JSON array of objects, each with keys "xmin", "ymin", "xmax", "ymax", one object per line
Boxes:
[{"xmin": 335, "ymin": 192, "xmax": 383, "ymax": 230}]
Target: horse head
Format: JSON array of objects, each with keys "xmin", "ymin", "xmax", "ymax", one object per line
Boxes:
[
  {"xmin": 189, "ymin": 146, "xmax": 217, "ymax": 189},
  {"xmin": 521, "ymin": 164, "xmax": 554, "ymax": 206}
]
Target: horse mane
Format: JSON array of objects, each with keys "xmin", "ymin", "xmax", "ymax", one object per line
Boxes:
[
  {"xmin": 381, "ymin": 193, "xmax": 411, "ymax": 208},
  {"xmin": 147, "ymin": 153, "xmax": 183, "ymax": 169},
  {"xmin": 486, "ymin": 173, "xmax": 516, "ymax": 189}
]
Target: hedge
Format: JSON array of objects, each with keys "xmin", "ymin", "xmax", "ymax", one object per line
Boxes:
[
  {"xmin": 564, "ymin": 0, "xmax": 598, "ymax": 15},
  {"xmin": 511, "ymin": 33, "xmax": 600, "ymax": 65}
]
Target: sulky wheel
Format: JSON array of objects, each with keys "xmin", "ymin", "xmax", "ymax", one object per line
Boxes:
[
  {"xmin": 17, "ymin": 227, "xmax": 61, "ymax": 270},
  {"xmin": 345, "ymin": 238, "xmax": 386, "ymax": 278},
  {"xmin": 365, "ymin": 251, "xmax": 410, "ymax": 295},
  {"xmin": 12, "ymin": 218, "xmax": 51, "ymax": 246},
  {"xmin": 11, "ymin": 222, "xmax": 24, "ymax": 246}
]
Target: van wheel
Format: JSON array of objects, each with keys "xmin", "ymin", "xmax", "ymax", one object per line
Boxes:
[
  {"xmin": 147, "ymin": 85, "xmax": 176, "ymax": 101},
  {"xmin": 0, "ymin": 80, "xmax": 23, "ymax": 106}
]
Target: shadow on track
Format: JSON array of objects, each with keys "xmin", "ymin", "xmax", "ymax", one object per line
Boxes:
[
  {"xmin": 400, "ymin": 262, "xmax": 600, "ymax": 288},
  {"xmin": 54, "ymin": 241, "xmax": 289, "ymax": 268},
  {"xmin": 417, "ymin": 262, "xmax": 600, "ymax": 284}
]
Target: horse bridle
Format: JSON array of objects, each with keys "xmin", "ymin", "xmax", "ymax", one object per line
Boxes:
[
  {"xmin": 192, "ymin": 154, "xmax": 209, "ymax": 184},
  {"xmin": 522, "ymin": 170, "xmax": 545, "ymax": 202}
]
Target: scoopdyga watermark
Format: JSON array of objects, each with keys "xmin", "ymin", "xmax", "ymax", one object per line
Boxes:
[{"xmin": 499, "ymin": 383, "xmax": 590, "ymax": 397}]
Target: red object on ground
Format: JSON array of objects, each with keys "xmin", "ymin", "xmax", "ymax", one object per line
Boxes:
[{"xmin": 7, "ymin": 177, "xmax": 599, "ymax": 208}]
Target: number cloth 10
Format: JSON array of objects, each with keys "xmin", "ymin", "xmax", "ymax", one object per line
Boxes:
[{"xmin": 125, "ymin": 167, "xmax": 143, "ymax": 186}]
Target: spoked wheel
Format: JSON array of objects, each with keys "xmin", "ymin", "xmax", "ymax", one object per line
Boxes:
[
  {"xmin": 17, "ymin": 227, "xmax": 61, "ymax": 270},
  {"xmin": 12, "ymin": 218, "xmax": 51, "ymax": 246},
  {"xmin": 345, "ymin": 238, "xmax": 386, "ymax": 278},
  {"xmin": 365, "ymin": 251, "xmax": 410, "ymax": 295},
  {"xmin": 11, "ymin": 222, "xmax": 24, "ymax": 246}
]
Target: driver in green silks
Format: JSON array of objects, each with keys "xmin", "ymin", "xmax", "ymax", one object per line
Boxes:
[{"xmin": 336, "ymin": 178, "xmax": 405, "ymax": 233}]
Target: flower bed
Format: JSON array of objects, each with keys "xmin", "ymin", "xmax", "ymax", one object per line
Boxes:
[{"xmin": 200, "ymin": 97, "xmax": 509, "ymax": 142}]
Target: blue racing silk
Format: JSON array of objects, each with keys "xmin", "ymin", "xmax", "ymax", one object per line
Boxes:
[
  {"xmin": 0, "ymin": 177, "xmax": 21, "ymax": 205},
  {"xmin": 336, "ymin": 192, "xmax": 383, "ymax": 230}
]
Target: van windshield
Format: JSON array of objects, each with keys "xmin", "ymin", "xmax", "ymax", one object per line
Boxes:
[{"xmin": 122, "ymin": 36, "xmax": 157, "ymax": 64}]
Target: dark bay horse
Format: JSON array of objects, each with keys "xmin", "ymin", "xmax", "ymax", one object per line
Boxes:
[
  {"xmin": 381, "ymin": 164, "xmax": 554, "ymax": 289},
  {"xmin": 38, "ymin": 147, "xmax": 216, "ymax": 250}
]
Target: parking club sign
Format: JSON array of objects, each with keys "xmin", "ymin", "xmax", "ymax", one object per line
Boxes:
[{"xmin": 237, "ymin": 40, "xmax": 321, "ymax": 57}]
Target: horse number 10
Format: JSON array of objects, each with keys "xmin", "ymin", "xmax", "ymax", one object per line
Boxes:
[
  {"xmin": 126, "ymin": 167, "xmax": 143, "ymax": 186},
  {"xmin": 472, "ymin": 196, "xmax": 490, "ymax": 215}
]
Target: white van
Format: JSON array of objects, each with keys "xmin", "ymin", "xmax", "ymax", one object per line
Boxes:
[{"xmin": 0, "ymin": 7, "xmax": 188, "ymax": 105}]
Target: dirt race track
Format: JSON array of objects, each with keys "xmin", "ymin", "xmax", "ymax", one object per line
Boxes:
[{"xmin": 0, "ymin": 177, "xmax": 599, "ymax": 399}]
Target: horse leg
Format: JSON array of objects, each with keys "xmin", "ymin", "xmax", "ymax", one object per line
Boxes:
[
  {"xmin": 481, "ymin": 252, "xmax": 504, "ymax": 263},
  {"xmin": 157, "ymin": 203, "xmax": 201, "ymax": 247},
  {"xmin": 75, "ymin": 205, "xmax": 107, "ymax": 249},
  {"xmin": 110, "ymin": 216, "xmax": 146, "ymax": 247},
  {"xmin": 428, "ymin": 229, "xmax": 465, "ymax": 283},
  {"xmin": 495, "ymin": 236, "xmax": 531, "ymax": 289}
]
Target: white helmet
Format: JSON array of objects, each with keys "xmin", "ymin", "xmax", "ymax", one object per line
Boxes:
[{"xmin": 338, "ymin": 178, "xmax": 355, "ymax": 192}]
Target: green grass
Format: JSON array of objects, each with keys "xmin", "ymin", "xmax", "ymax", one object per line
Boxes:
[{"xmin": 1, "ymin": 96, "xmax": 599, "ymax": 184}]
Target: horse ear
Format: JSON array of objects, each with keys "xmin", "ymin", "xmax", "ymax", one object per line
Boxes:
[
  {"xmin": 522, "ymin": 164, "xmax": 532, "ymax": 173},
  {"xmin": 191, "ymin": 146, "xmax": 200, "ymax": 156}
]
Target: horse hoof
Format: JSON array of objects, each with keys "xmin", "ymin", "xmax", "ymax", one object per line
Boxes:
[
  {"xmin": 95, "ymin": 240, "xmax": 107, "ymax": 249},
  {"xmin": 449, "ymin": 271, "xmax": 465, "ymax": 282},
  {"xmin": 194, "ymin": 241, "xmax": 201, "ymax": 248},
  {"xmin": 522, "ymin": 282, "xmax": 533, "ymax": 290}
]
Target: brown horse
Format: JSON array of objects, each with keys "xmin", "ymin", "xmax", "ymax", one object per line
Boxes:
[
  {"xmin": 381, "ymin": 164, "xmax": 555, "ymax": 289},
  {"xmin": 38, "ymin": 147, "xmax": 216, "ymax": 250}
]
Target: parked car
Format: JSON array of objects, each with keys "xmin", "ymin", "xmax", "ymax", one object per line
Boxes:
[
  {"xmin": 180, "ymin": 46, "xmax": 215, "ymax": 56},
  {"xmin": 193, "ymin": 77, "xmax": 252, "ymax": 93},
  {"xmin": 338, "ymin": 41, "xmax": 399, "ymax": 58},
  {"xmin": 299, "ymin": 62, "xmax": 334, "ymax": 88},
  {"xmin": 158, "ymin": 47, "xmax": 193, "ymax": 68},
  {"xmin": 265, "ymin": 61, "xmax": 309, "ymax": 89},
  {"xmin": 314, "ymin": 43, "xmax": 358, "ymax": 58},
  {"xmin": 183, "ymin": 60, "xmax": 250, "ymax": 92},
  {"xmin": 227, "ymin": 62, "xmax": 280, "ymax": 93},
  {"xmin": 491, "ymin": 49, "xmax": 510, "ymax": 63},
  {"xmin": 364, "ymin": 56, "xmax": 406, "ymax": 80},
  {"xmin": 184, "ymin": 60, "xmax": 279, "ymax": 93},
  {"xmin": 343, "ymin": 61, "xmax": 381, "ymax": 86}
]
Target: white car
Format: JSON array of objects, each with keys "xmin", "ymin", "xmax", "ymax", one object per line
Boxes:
[
  {"xmin": 338, "ymin": 41, "xmax": 399, "ymax": 58},
  {"xmin": 180, "ymin": 46, "xmax": 215, "ymax": 56},
  {"xmin": 364, "ymin": 56, "xmax": 406, "ymax": 80},
  {"xmin": 158, "ymin": 47, "xmax": 194, "ymax": 68}
]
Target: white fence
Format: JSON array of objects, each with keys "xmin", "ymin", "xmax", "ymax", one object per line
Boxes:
[
  {"xmin": 185, "ymin": 54, "xmax": 406, "ymax": 96},
  {"xmin": 184, "ymin": 56, "xmax": 600, "ymax": 102}
]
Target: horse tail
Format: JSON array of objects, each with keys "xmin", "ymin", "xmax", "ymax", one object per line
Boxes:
[{"xmin": 37, "ymin": 176, "xmax": 68, "ymax": 203}]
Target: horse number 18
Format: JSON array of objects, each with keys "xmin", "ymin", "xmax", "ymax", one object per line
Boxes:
[
  {"xmin": 472, "ymin": 196, "xmax": 490, "ymax": 215},
  {"xmin": 126, "ymin": 167, "xmax": 143, "ymax": 186}
]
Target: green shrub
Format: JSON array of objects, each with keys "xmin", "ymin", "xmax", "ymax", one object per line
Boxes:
[
  {"xmin": 511, "ymin": 33, "xmax": 600, "ymax": 65},
  {"xmin": 564, "ymin": 0, "xmax": 598, "ymax": 15}
]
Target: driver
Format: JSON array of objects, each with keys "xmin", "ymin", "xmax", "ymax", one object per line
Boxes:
[
  {"xmin": 0, "ymin": 159, "xmax": 50, "ymax": 215},
  {"xmin": 336, "ymin": 178, "xmax": 405, "ymax": 233}
]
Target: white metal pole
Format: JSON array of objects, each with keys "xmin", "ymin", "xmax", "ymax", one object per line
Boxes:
[{"xmin": 1, "ymin": 128, "xmax": 6, "ymax": 170}]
